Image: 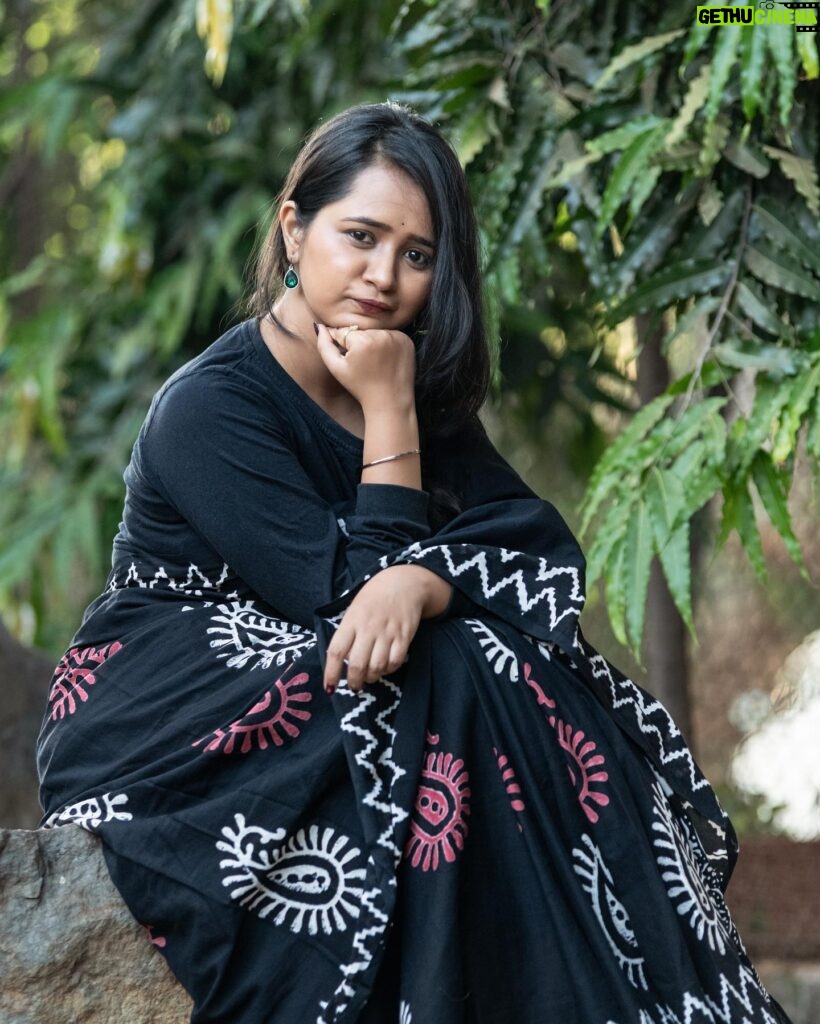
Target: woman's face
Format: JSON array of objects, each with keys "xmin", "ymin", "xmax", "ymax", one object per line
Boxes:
[{"xmin": 280, "ymin": 161, "xmax": 436, "ymax": 332}]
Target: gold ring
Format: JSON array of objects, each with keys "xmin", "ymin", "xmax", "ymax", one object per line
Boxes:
[{"xmin": 342, "ymin": 325, "xmax": 359, "ymax": 345}]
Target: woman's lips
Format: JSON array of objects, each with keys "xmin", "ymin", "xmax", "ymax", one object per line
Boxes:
[{"xmin": 353, "ymin": 299, "xmax": 391, "ymax": 314}]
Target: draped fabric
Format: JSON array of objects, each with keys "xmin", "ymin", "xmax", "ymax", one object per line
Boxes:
[{"xmin": 36, "ymin": 317, "xmax": 792, "ymax": 1024}]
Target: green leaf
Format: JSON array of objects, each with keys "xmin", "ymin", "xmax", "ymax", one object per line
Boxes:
[
  {"xmin": 650, "ymin": 497, "xmax": 694, "ymax": 638},
  {"xmin": 713, "ymin": 339, "xmax": 801, "ymax": 377},
  {"xmin": 766, "ymin": 23, "xmax": 796, "ymax": 130},
  {"xmin": 587, "ymin": 116, "xmax": 664, "ymax": 156},
  {"xmin": 624, "ymin": 500, "xmax": 653, "ymax": 655},
  {"xmin": 585, "ymin": 498, "xmax": 633, "ymax": 588},
  {"xmin": 796, "ymin": 29, "xmax": 819, "ymax": 81},
  {"xmin": 581, "ymin": 395, "xmax": 674, "ymax": 533},
  {"xmin": 697, "ymin": 181, "xmax": 722, "ymax": 227},
  {"xmin": 665, "ymin": 63, "xmax": 710, "ymax": 147},
  {"xmin": 661, "ymin": 397, "xmax": 728, "ymax": 465},
  {"xmin": 645, "ymin": 466, "xmax": 686, "ymax": 544},
  {"xmin": 751, "ymin": 452, "xmax": 807, "ymax": 575},
  {"xmin": 760, "ymin": 145, "xmax": 820, "ymax": 217},
  {"xmin": 610, "ymin": 188, "xmax": 699, "ymax": 297},
  {"xmin": 728, "ymin": 376, "xmax": 793, "ymax": 477},
  {"xmin": 605, "ymin": 541, "xmax": 629, "ymax": 648},
  {"xmin": 752, "ymin": 200, "xmax": 820, "ymax": 275},
  {"xmin": 740, "ymin": 18, "xmax": 767, "ymax": 121},
  {"xmin": 667, "ymin": 358, "xmax": 727, "ymax": 396},
  {"xmin": 663, "ymin": 296, "xmax": 721, "ymax": 353},
  {"xmin": 735, "ymin": 280, "xmax": 792, "ymax": 340},
  {"xmin": 718, "ymin": 479, "xmax": 766, "ymax": 581},
  {"xmin": 686, "ymin": 186, "xmax": 745, "ymax": 260},
  {"xmin": 608, "ymin": 257, "xmax": 730, "ymax": 323},
  {"xmin": 771, "ymin": 355, "xmax": 820, "ymax": 463},
  {"xmin": 704, "ymin": 22, "xmax": 742, "ymax": 129},
  {"xmin": 699, "ymin": 112, "xmax": 731, "ymax": 174},
  {"xmin": 723, "ymin": 137, "xmax": 770, "ymax": 178},
  {"xmin": 744, "ymin": 245, "xmax": 820, "ymax": 301},
  {"xmin": 454, "ymin": 104, "xmax": 494, "ymax": 168},
  {"xmin": 595, "ymin": 30, "xmax": 686, "ymax": 92},
  {"xmin": 681, "ymin": 2, "xmax": 721, "ymax": 67},
  {"xmin": 627, "ymin": 165, "xmax": 661, "ymax": 227},
  {"xmin": 595, "ymin": 123, "xmax": 668, "ymax": 237}
]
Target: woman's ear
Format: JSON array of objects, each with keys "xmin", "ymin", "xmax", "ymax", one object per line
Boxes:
[{"xmin": 279, "ymin": 200, "xmax": 304, "ymax": 261}]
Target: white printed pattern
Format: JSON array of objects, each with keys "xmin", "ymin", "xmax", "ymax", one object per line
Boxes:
[
  {"xmin": 466, "ymin": 617, "xmax": 561, "ymax": 684},
  {"xmin": 43, "ymin": 791, "xmax": 132, "ymax": 831},
  {"xmin": 604, "ymin": 961, "xmax": 785, "ymax": 1024},
  {"xmin": 377, "ymin": 542, "xmax": 584, "ymax": 636},
  {"xmin": 577, "ymin": 637, "xmax": 711, "ymax": 796},
  {"xmin": 107, "ymin": 559, "xmax": 238, "ymax": 598},
  {"xmin": 314, "ymin": 610, "xmax": 410, "ymax": 1023},
  {"xmin": 650, "ymin": 775, "xmax": 732, "ymax": 956},
  {"xmin": 573, "ymin": 833, "xmax": 648, "ymax": 990},
  {"xmin": 399, "ymin": 1000, "xmax": 413, "ymax": 1023},
  {"xmin": 205, "ymin": 600, "xmax": 317, "ymax": 670},
  {"xmin": 465, "ymin": 618, "xmax": 520, "ymax": 681},
  {"xmin": 217, "ymin": 815, "xmax": 367, "ymax": 936}
]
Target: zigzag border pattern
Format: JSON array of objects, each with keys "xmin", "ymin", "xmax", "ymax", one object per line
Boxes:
[
  {"xmin": 576, "ymin": 637, "xmax": 710, "ymax": 795},
  {"xmin": 606, "ymin": 960, "xmax": 786, "ymax": 1024},
  {"xmin": 315, "ymin": 659, "xmax": 408, "ymax": 1021},
  {"xmin": 377, "ymin": 542, "xmax": 584, "ymax": 635},
  {"xmin": 107, "ymin": 559, "xmax": 237, "ymax": 598}
]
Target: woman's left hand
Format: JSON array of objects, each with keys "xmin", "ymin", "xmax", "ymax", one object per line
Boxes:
[{"xmin": 322, "ymin": 564, "xmax": 437, "ymax": 694}]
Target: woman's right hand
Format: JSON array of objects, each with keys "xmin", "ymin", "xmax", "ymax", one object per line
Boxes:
[{"xmin": 315, "ymin": 323, "xmax": 417, "ymax": 415}]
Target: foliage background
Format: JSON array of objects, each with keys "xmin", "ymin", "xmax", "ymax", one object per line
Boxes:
[{"xmin": 1, "ymin": 0, "xmax": 818, "ymax": 831}]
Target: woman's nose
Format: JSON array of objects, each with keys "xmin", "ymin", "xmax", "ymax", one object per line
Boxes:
[{"xmin": 362, "ymin": 249, "xmax": 397, "ymax": 291}]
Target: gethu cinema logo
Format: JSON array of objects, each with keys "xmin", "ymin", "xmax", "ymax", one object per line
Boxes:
[{"xmin": 696, "ymin": 2, "xmax": 819, "ymax": 30}]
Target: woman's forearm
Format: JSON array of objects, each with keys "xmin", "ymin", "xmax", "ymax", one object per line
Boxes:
[{"xmin": 360, "ymin": 406, "xmax": 422, "ymax": 489}]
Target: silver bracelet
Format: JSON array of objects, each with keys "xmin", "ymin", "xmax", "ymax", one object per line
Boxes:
[{"xmin": 361, "ymin": 448, "xmax": 421, "ymax": 469}]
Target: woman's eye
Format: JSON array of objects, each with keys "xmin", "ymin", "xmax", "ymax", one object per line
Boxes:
[
  {"xmin": 407, "ymin": 250, "xmax": 432, "ymax": 268},
  {"xmin": 346, "ymin": 230, "xmax": 431, "ymax": 268}
]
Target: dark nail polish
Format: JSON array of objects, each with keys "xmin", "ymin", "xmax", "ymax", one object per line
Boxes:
[{"xmin": 313, "ymin": 322, "xmax": 319, "ymax": 336}]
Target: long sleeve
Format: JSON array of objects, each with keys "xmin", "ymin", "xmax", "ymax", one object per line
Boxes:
[
  {"xmin": 136, "ymin": 368, "xmax": 432, "ymax": 628},
  {"xmin": 314, "ymin": 414, "xmax": 586, "ymax": 648}
]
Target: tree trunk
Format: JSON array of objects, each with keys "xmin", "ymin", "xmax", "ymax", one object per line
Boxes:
[{"xmin": 635, "ymin": 313, "xmax": 694, "ymax": 744}]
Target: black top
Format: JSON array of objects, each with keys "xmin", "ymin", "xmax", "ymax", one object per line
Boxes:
[{"xmin": 113, "ymin": 315, "xmax": 487, "ymax": 628}]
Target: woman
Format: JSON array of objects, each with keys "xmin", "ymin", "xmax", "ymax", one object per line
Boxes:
[{"xmin": 36, "ymin": 102, "xmax": 792, "ymax": 1024}]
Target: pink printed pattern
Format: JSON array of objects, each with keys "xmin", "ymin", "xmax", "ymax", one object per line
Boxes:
[
  {"xmin": 523, "ymin": 662, "xmax": 556, "ymax": 711},
  {"xmin": 48, "ymin": 641, "xmax": 124, "ymax": 720},
  {"xmin": 405, "ymin": 732, "xmax": 471, "ymax": 872},
  {"xmin": 144, "ymin": 924, "xmax": 167, "ymax": 949},
  {"xmin": 553, "ymin": 718, "xmax": 611, "ymax": 823},
  {"xmin": 523, "ymin": 661, "xmax": 610, "ymax": 823},
  {"xmin": 192, "ymin": 670, "xmax": 312, "ymax": 754},
  {"xmin": 492, "ymin": 747, "xmax": 526, "ymax": 832}
]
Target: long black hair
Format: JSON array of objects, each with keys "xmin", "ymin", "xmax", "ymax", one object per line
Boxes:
[{"xmin": 240, "ymin": 101, "xmax": 492, "ymax": 530}]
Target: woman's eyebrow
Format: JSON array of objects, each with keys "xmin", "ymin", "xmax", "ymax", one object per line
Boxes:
[{"xmin": 340, "ymin": 216, "xmax": 436, "ymax": 250}]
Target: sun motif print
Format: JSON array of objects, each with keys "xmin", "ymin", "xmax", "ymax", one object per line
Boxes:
[
  {"xmin": 404, "ymin": 732, "xmax": 471, "ymax": 872},
  {"xmin": 217, "ymin": 814, "xmax": 368, "ymax": 935},
  {"xmin": 47, "ymin": 640, "xmax": 123, "ymax": 720},
  {"xmin": 192, "ymin": 668, "xmax": 313, "ymax": 754}
]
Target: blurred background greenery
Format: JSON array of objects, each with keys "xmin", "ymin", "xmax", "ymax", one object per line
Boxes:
[{"xmin": 1, "ymin": 0, "xmax": 818, "ymax": 844}]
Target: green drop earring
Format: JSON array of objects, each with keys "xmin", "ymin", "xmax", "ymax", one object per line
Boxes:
[{"xmin": 284, "ymin": 263, "xmax": 299, "ymax": 289}]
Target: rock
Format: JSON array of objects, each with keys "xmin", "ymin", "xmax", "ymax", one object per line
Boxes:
[
  {"xmin": 0, "ymin": 620, "xmax": 55, "ymax": 829},
  {"xmin": 0, "ymin": 825, "xmax": 191, "ymax": 1024}
]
